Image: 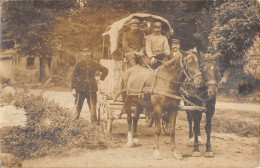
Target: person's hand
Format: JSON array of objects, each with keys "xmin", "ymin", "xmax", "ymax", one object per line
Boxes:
[
  {"xmin": 134, "ymin": 51, "xmax": 143, "ymax": 57},
  {"xmin": 138, "ymin": 51, "xmax": 144, "ymax": 57},
  {"xmin": 164, "ymin": 50, "xmax": 170, "ymax": 56},
  {"xmin": 95, "ymin": 76, "xmax": 101, "ymax": 81},
  {"xmin": 151, "ymin": 57, "xmax": 157, "ymax": 65},
  {"xmin": 135, "ymin": 51, "xmax": 141, "ymax": 56},
  {"xmin": 72, "ymin": 88, "xmax": 76, "ymax": 97}
]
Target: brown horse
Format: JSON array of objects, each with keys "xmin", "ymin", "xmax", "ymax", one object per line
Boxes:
[
  {"xmin": 122, "ymin": 48, "xmax": 203, "ymax": 160},
  {"xmin": 184, "ymin": 57, "xmax": 220, "ymax": 157}
]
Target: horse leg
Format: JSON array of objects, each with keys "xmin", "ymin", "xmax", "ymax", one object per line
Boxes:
[
  {"xmin": 169, "ymin": 109, "xmax": 183, "ymax": 160},
  {"xmin": 153, "ymin": 105, "xmax": 163, "ymax": 160},
  {"xmin": 198, "ymin": 111, "xmax": 205, "ymax": 145},
  {"xmin": 205, "ymin": 101, "xmax": 215, "ymax": 157},
  {"xmin": 192, "ymin": 111, "xmax": 202, "ymax": 157},
  {"xmin": 186, "ymin": 111, "xmax": 194, "ymax": 147},
  {"xmin": 125, "ymin": 102, "xmax": 134, "ymax": 147},
  {"xmin": 132, "ymin": 105, "xmax": 142, "ymax": 146}
]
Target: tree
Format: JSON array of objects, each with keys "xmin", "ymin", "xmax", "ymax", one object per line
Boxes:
[
  {"xmin": 208, "ymin": 0, "xmax": 259, "ymax": 72},
  {"xmin": 2, "ymin": 0, "xmax": 258, "ymax": 87},
  {"xmin": 1, "ymin": 0, "xmax": 75, "ymax": 82}
]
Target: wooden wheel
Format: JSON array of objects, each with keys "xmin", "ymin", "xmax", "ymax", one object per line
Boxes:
[
  {"xmin": 104, "ymin": 102, "xmax": 113, "ymax": 133},
  {"xmin": 98, "ymin": 98, "xmax": 113, "ymax": 133},
  {"xmin": 162, "ymin": 119, "xmax": 170, "ymax": 135},
  {"xmin": 97, "ymin": 102, "xmax": 101, "ymax": 124},
  {"xmin": 106, "ymin": 118, "xmax": 112, "ymax": 133}
]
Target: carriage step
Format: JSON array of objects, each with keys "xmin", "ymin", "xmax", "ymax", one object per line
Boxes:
[{"xmin": 178, "ymin": 105, "xmax": 206, "ymax": 111}]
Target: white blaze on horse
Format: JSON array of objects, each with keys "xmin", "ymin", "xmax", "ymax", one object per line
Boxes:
[{"xmin": 122, "ymin": 48, "xmax": 203, "ymax": 160}]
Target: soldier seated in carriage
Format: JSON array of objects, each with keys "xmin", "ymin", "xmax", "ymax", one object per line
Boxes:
[
  {"xmin": 122, "ymin": 19, "xmax": 172, "ymax": 70},
  {"xmin": 145, "ymin": 21, "xmax": 171, "ymax": 69},
  {"xmin": 122, "ymin": 18, "xmax": 146, "ymax": 68}
]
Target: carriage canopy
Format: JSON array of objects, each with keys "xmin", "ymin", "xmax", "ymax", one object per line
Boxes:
[{"xmin": 102, "ymin": 13, "xmax": 174, "ymax": 55}]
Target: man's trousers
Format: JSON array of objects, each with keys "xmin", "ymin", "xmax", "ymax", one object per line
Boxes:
[
  {"xmin": 125, "ymin": 52, "xmax": 151, "ymax": 68},
  {"xmin": 74, "ymin": 90, "xmax": 97, "ymax": 123}
]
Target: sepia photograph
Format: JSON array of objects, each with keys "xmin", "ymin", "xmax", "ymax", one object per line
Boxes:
[{"xmin": 0, "ymin": 0, "xmax": 259, "ymax": 167}]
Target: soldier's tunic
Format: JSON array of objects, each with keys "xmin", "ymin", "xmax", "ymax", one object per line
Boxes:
[
  {"xmin": 146, "ymin": 33, "xmax": 170, "ymax": 69},
  {"xmin": 71, "ymin": 58, "xmax": 108, "ymax": 122},
  {"xmin": 122, "ymin": 30, "xmax": 145, "ymax": 67},
  {"xmin": 146, "ymin": 34, "xmax": 170, "ymax": 58}
]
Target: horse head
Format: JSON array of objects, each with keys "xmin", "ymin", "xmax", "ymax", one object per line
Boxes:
[
  {"xmin": 199, "ymin": 53, "xmax": 220, "ymax": 97},
  {"xmin": 181, "ymin": 48, "xmax": 204, "ymax": 89}
]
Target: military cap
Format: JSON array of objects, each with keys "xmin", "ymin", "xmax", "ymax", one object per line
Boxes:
[
  {"xmin": 129, "ymin": 18, "xmax": 140, "ymax": 25},
  {"xmin": 171, "ymin": 38, "xmax": 180, "ymax": 44}
]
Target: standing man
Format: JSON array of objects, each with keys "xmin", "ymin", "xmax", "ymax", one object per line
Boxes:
[
  {"xmin": 146, "ymin": 21, "xmax": 170, "ymax": 69},
  {"xmin": 71, "ymin": 45, "xmax": 108, "ymax": 123},
  {"xmin": 122, "ymin": 18, "xmax": 146, "ymax": 67}
]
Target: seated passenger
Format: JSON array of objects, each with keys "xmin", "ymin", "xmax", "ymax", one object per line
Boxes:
[
  {"xmin": 145, "ymin": 21, "xmax": 170, "ymax": 69},
  {"xmin": 122, "ymin": 18, "xmax": 145, "ymax": 68}
]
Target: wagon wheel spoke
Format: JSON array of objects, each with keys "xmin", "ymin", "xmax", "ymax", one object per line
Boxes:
[{"xmin": 98, "ymin": 98, "xmax": 113, "ymax": 133}]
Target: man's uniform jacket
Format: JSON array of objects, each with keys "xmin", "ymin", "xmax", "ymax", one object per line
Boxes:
[{"xmin": 71, "ymin": 58, "xmax": 108, "ymax": 92}]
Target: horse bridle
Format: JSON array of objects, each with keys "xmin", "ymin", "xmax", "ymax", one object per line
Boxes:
[
  {"xmin": 203, "ymin": 61, "xmax": 220, "ymax": 87},
  {"xmin": 180, "ymin": 53, "xmax": 202, "ymax": 82}
]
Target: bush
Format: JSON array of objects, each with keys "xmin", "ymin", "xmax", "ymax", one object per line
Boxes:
[{"xmin": 0, "ymin": 91, "xmax": 119, "ymax": 160}]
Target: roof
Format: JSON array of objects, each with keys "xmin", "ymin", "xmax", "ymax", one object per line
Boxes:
[{"xmin": 0, "ymin": 49, "xmax": 16, "ymax": 59}]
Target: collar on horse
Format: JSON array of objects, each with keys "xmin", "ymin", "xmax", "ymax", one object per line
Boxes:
[
  {"xmin": 150, "ymin": 53, "xmax": 202, "ymax": 100},
  {"xmin": 154, "ymin": 53, "xmax": 202, "ymax": 84}
]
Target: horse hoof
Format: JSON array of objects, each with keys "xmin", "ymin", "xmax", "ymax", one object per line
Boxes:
[
  {"xmin": 153, "ymin": 150, "xmax": 163, "ymax": 160},
  {"xmin": 187, "ymin": 137, "xmax": 194, "ymax": 147},
  {"xmin": 127, "ymin": 141, "xmax": 134, "ymax": 147},
  {"xmin": 173, "ymin": 151, "xmax": 183, "ymax": 160},
  {"xmin": 133, "ymin": 138, "xmax": 140, "ymax": 146},
  {"xmin": 205, "ymin": 151, "xmax": 214, "ymax": 157},
  {"xmin": 192, "ymin": 151, "xmax": 202, "ymax": 157},
  {"xmin": 198, "ymin": 136, "xmax": 205, "ymax": 145}
]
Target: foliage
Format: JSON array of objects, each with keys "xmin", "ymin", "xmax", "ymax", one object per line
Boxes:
[
  {"xmin": 2, "ymin": 1, "xmax": 52, "ymax": 56},
  {"xmin": 0, "ymin": 91, "xmax": 119, "ymax": 160},
  {"xmin": 245, "ymin": 34, "xmax": 260, "ymax": 79},
  {"xmin": 1, "ymin": 0, "xmax": 259, "ymax": 90},
  {"xmin": 208, "ymin": 0, "xmax": 259, "ymax": 71}
]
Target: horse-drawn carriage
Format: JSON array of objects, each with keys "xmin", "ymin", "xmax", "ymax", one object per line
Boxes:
[
  {"xmin": 97, "ymin": 13, "xmax": 206, "ymax": 134},
  {"xmin": 96, "ymin": 13, "xmax": 219, "ymax": 159},
  {"xmin": 97, "ymin": 13, "xmax": 172, "ymax": 133}
]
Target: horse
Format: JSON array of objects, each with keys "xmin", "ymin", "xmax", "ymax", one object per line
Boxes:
[
  {"xmin": 183, "ymin": 56, "xmax": 220, "ymax": 157},
  {"xmin": 122, "ymin": 48, "xmax": 204, "ymax": 160}
]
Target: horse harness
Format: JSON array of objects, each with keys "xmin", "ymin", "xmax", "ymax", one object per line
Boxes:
[{"xmin": 130, "ymin": 53, "xmax": 205, "ymax": 109}]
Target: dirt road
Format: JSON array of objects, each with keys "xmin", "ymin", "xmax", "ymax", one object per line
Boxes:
[{"xmin": 21, "ymin": 90, "xmax": 259, "ymax": 168}]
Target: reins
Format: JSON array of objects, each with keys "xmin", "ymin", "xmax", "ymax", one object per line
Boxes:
[
  {"xmin": 180, "ymin": 61, "xmax": 221, "ymax": 104},
  {"xmin": 153, "ymin": 53, "xmax": 202, "ymax": 84},
  {"xmin": 151, "ymin": 53, "xmax": 202, "ymax": 100}
]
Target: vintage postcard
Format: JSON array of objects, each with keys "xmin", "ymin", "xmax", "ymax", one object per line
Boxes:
[{"xmin": 0, "ymin": 0, "xmax": 259, "ymax": 167}]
